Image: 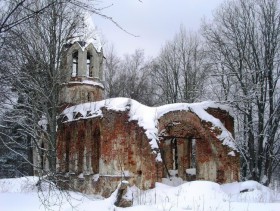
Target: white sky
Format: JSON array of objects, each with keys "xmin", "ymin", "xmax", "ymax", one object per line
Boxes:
[{"xmin": 92, "ymin": 0, "xmax": 225, "ymax": 57}]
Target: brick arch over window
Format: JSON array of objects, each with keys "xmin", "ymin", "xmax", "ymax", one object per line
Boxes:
[{"xmin": 158, "ymin": 110, "xmax": 240, "ymax": 183}]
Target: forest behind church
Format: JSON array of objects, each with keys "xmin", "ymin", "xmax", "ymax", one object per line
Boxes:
[{"xmin": 0, "ymin": 0, "xmax": 280, "ymax": 188}]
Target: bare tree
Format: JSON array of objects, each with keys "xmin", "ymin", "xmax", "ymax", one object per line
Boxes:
[
  {"xmin": 152, "ymin": 26, "xmax": 208, "ymax": 104},
  {"xmin": 104, "ymin": 44, "xmax": 122, "ymax": 98},
  {"xmin": 104, "ymin": 48, "xmax": 156, "ymax": 106},
  {"xmin": 0, "ymin": 0, "xmax": 85, "ymax": 178},
  {"xmin": 0, "ymin": 0, "xmax": 57, "ymax": 35},
  {"xmin": 202, "ymin": 0, "xmax": 280, "ymax": 185}
]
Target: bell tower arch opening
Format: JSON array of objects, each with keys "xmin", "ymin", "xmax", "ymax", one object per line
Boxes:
[
  {"xmin": 87, "ymin": 51, "xmax": 92, "ymax": 77},
  {"xmin": 72, "ymin": 51, "xmax": 78, "ymax": 77},
  {"xmin": 59, "ymin": 41, "xmax": 105, "ymax": 108}
]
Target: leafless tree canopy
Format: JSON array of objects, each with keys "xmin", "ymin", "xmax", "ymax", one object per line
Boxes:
[
  {"xmin": 202, "ymin": 0, "xmax": 280, "ymax": 185},
  {"xmin": 104, "ymin": 47, "xmax": 156, "ymax": 106},
  {"xmin": 0, "ymin": 0, "xmax": 88, "ymax": 178},
  {"xmin": 152, "ymin": 26, "xmax": 209, "ymax": 104}
]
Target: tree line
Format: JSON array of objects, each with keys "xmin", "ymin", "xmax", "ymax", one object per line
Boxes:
[{"xmin": 0, "ymin": 0, "xmax": 279, "ymax": 186}]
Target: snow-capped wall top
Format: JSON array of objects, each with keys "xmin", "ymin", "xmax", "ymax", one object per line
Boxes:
[
  {"xmin": 61, "ymin": 98, "xmax": 237, "ymax": 161},
  {"xmin": 64, "ymin": 80, "xmax": 104, "ymax": 89}
]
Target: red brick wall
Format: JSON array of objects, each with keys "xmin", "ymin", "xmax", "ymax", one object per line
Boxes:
[
  {"xmin": 206, "ymin": 108, "xmax": 234, "ymax": 137},
  {"xmin": 57, "ymin": 108, "xmax": 163, "ymax": 197},
  {"xmin": 57, "ymin": 106, "xmax": 239, "ymax": 197},
  {"xmin": 158, "ymin": 110, "xmax": 239, "ymax": 183}
]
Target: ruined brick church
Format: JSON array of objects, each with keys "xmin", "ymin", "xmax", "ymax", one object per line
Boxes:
[{"xmin": 55, "ymin": 41, "xmax": 240, "ymax": 197}]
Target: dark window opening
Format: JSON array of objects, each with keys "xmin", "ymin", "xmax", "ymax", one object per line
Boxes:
[
  {"xmin": 72, "ymin": 51, "xmax": 78, "ymax": 77},
  {"xmin": 137, "ymin": 170, "xmax": 142, "ymax": 175},
  {"xmin": 87, "ymin": 53, "xmax": 92, "ymax": 77}
]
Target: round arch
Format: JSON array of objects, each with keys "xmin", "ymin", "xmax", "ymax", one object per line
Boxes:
[{"xmin": 158, "ymin": 110, "xmax": 239, "ymax": 183}]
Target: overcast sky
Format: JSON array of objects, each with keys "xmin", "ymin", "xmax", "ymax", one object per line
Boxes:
[{"xmin": 92, "ymin": 0, "xmax": 225, "ymax": 57}]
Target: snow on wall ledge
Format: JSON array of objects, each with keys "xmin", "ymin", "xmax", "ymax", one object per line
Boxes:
[
  {"xmin": 60, "ymin": 97, "xmax": 237, "ymax": 160},
  {"xmin": 63, "ymin": 80, "xmax": 105, "ymax": 89}
]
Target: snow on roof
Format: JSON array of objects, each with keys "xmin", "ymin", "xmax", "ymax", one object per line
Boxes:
[{"xmin": 61, "ymin": 98, "xmax": 237, "ymax": 161}]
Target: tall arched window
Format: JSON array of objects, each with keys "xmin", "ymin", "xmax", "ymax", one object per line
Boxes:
[
  {"xmin": 72, "ymin": 51, "xmax": 78, "ymax": 77},
  {"xmin": 87, "ymin": 52, "xmax": 92, "ymax": 77},
  {"xmin": 171, "ymin": 138, "xmax": 178, "ymax": 170}
]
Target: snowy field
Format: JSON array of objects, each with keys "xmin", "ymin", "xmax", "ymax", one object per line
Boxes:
[{"xmin": 0, "ymin": 177, "xmax": 279, "ymax": 211}]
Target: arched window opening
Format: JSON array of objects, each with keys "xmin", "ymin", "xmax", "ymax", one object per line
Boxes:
[
  {"xmin": 72, "ymin": 51, "xmax": 78, "ymax": 77},
  {"xmin": 87, "ymin": 52, "xmax": 92, "ymax": 77},
  {"xmin": 171, "ymin": 138, "xmax": 178, "ymax": 170}
]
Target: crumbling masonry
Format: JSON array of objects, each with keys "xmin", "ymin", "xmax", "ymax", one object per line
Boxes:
[{"xmin": 55, "ymin": 41, "xmax": 240, "ymax": 197}]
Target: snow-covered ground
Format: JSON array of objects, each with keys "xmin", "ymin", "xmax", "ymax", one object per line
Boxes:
[{"xmin": 0, "ymin": 176, "xmax": 279, "ymax": 211}]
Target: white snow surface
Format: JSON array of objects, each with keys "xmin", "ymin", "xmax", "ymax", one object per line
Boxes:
[
  {"xmin": 61, "ymin": 98, "xmax": 237, "ymax": 161},
  {"xmin": 221, "ymin": 180, "xmax": 275, "ymax": 203},
  {"xmin": 186, "ymin": 168, "xmax": 196, "ymax": 175},
  {"xmin": 65, "ymin": 80, "xmax": 104, "ymax": 89},
  {"xmin": 0, "ymin": 176, "xmax": 279, "ymax": 211}
]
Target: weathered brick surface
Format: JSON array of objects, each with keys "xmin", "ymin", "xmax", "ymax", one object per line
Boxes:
[
  {"xmin": 57, "ymin": 107, "xmax": 239, "ymax": 197},
  {"xmin": 56, "ymin": 41, "xmax": 240, "ymax": 197},
  {"xmin": 206, "ymin": 108, "xmax": 234, "ymax": 137},
  {"xmin": 57, "ymin": 108, "xmax": 163, "ymax": 196},
  {"xmin": 158, "ymin": 110, "xmax": 239, "ymax": 183},
  {"xmin": 59, "ymin": 82, "xmax": 104, "ymax": 110}
]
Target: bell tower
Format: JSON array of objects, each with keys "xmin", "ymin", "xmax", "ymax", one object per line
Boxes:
[{"xmin": 59, "ymin": 41, "xmax": 104, "ymax": 109}]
